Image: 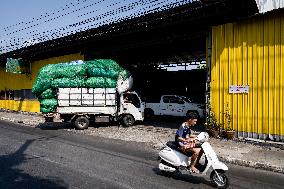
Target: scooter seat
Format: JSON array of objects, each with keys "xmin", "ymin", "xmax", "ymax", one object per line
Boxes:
[
  {"xmin": 166, "ymin": 141, "xmax": 179, "ymax": 150},
  {"xmin": 166, "ymin": 141, "xmax": 193, "ymax": 157}
]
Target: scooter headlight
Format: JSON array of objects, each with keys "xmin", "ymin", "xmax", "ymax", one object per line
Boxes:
[{"xmin": 197, "ymin": 132, "xmax": 209, "ymax": 142}]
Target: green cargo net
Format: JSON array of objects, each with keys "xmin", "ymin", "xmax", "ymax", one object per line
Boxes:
[
  {"xmin": 39, "ymin": 98, "xmax": 58, "ymax": 114},
  {"xmin": 86, "ymin": 77, "xmax": 116, "ymax": 88}
]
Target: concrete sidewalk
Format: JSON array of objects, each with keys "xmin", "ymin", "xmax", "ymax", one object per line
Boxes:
[
  {"xmin": 0, "ymin": 109, "xmax": 283, "ymax": 174},
  {"xmin": 209, "ymin": 137, "xmax": 284, "ymax": 174}
]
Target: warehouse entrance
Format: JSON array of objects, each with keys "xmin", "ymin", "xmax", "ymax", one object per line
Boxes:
[{"xmin": 114, "ymin": 35, "xmax": 209, "ymax": 123}]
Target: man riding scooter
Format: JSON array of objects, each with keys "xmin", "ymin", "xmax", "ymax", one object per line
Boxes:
[
  {"xmin": 159, "ymin": 112, "xmax": 229, "ymax": 188},
  {"xmin": 175, "ymin": 112, "xmax": 203, "ymax": 174}
]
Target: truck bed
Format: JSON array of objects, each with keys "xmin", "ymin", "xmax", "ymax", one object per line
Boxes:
[
  {"xmin": 57, "ymin": 106, "xmax": 117, "ymax": 114},
  {"xmin": 57, "ymin": 88, "xmax": 118, "ymax": 114}
]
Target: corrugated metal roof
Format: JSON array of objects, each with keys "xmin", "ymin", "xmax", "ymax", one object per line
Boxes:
[{"xmin": 0, "ymin": 0, "xmax": 258, "ymax": 64}]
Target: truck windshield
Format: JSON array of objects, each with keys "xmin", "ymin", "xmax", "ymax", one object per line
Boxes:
[{"xmin": 123, "ymin": 93, "xmax": 141, "ymax": 108}]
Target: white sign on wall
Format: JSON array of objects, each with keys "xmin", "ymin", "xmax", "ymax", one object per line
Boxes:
[{"xmin": 229, "ymin": 85, "xmax": 249, "ymax": 94}]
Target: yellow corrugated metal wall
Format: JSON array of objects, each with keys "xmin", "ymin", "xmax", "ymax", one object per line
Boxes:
[
  {"xmin": 211, "ymin": 12, "xmax": 284, "ymax": 139},
  {"xmin": 0, "ymin": 53, "xmax": 84, "ymax": 112}
]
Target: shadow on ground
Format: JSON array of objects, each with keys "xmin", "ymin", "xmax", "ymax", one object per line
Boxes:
[
  {"xmin": 35, "ymin": 115, "xmax": 206, "ymax": 133},
  {"xmin": 36, "ymin": 122, "xmax": 73, "ymax": 130},
  {"xmin": 35, "ymin": 121, "xmax": 120, "ymax": 130},
  {"xmin": 152, "ymin": 167, "xmax": 213, "ymax": 188},
  {"xmin": 0, "ymin": 138, "xmax": 68, "ymax": 189},
  {"xmin": 143, "ymin": 116, "xmax": 206, "ymax": 132}
]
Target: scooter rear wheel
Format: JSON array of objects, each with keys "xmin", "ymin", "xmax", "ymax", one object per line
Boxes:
[{"xmin": 210, "ymin": 170, "xmax": 229, "ymax": 189}]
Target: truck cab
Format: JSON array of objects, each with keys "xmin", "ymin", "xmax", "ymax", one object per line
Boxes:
[{"xmin": 119, "ymin": 91, "xmax": 144, "ymax": 126}]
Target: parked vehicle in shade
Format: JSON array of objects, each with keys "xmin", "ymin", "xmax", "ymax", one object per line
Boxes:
[{"xmin": 144, "ymin": 95, "xmax": 204, "ymax": 118}]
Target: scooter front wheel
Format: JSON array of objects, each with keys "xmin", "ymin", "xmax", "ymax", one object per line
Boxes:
[
  {"xmin": 210, "ymin": 170, "xmax": 229, "ymax": 189},
  {"xmin": 159, "ymin": 160, "xmax": 176, "ymax": 177}
]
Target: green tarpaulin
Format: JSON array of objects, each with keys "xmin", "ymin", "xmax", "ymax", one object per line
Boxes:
[
  {"xmin": 39, "ymin": 98, "xmax": 58, "ymax": 114},
  {"xmin": 86, "ymin": 77, "xmax": 116, "ymax": 88},
  {"xmin": 51, "ymin": 77, "xmax": 86, "ymax": 88}
]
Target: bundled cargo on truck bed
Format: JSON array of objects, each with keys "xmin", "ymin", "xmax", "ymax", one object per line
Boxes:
[
  {"xmin": 32, "ymin": 59, "xmax": 130, "ymax": 113},
  {"xmin": 32, "ymin": 59, "xmax": 144, "ymax": 129}
]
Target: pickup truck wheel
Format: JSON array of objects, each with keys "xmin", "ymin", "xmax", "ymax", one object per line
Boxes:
[
  {"xmin": 122, "ymin": 114, "xmax": 135, "ymax": 127},
  {"xmin": 74, "ymin": 116, "xmax": 89, "ymax": 130},
  {"xmin": 186, "ymin": 110, "xmax": 199, "ymax": 118}
]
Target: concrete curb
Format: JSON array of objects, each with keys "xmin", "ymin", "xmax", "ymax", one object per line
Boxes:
[{"xmin": 219, "ymin": 156, "xmax": 284, "ymax": 174}]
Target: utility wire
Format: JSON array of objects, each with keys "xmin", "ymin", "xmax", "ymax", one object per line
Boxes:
[
  {"xmin": 3, "ymin": 0, "xmax": 109, "ymax": 36},
  {"xmin": 31, "ymin": 0, "xmax": 173, "ymax": 40},
  {"xmin": 3, "ymin": 0, "xmax": 90, "ymax": 31},
  {"xmin": 1, "ymin": 0, "xmax": 194, "ymax": 52}
]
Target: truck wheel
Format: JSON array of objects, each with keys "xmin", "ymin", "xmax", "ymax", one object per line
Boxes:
[
  {"xmin": 186, "ymin": 110, "xmax": 199, "ymax": 118},
  {"xmin": 122, "ymin": 114, "xmax": 135, "ymax": 127},
  {"xmin": 74, "ymin": 116, "xmax": 89, "ymax": 130}
]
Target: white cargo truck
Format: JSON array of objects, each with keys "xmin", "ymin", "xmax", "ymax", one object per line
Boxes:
[{"xmin": 46, "ymin": 77, "xmax": 144, "ymax": 129}]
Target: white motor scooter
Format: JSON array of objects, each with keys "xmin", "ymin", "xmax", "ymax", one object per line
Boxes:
[{"xmin": 158, "ymin": 132, "xmax": 229, "ymax": 189}]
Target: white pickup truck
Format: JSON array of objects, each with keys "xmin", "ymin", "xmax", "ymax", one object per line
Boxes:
[{"xmin": 144, "ymin": 95, "xmax": 204, "ymax": 118}]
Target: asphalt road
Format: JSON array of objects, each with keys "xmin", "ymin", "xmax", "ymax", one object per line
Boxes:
[{"xmin": 0, "ymin": 121, "xmax": 283, "ymax": 189}]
